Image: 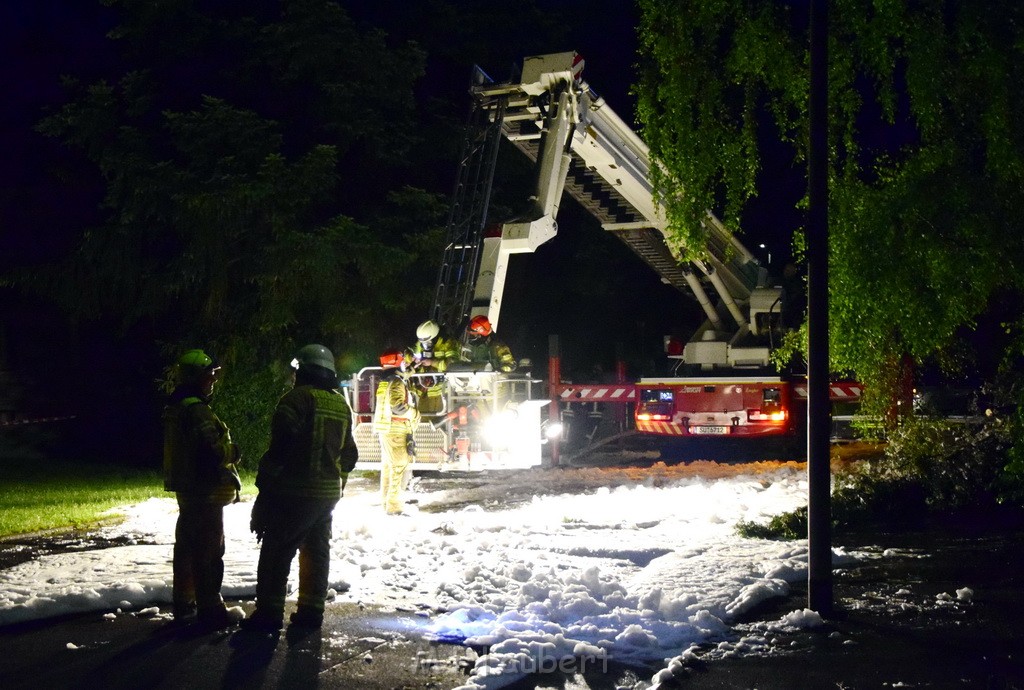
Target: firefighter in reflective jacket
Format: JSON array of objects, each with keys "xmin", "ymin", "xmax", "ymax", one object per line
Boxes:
[
  {"xmin": 163, "ymin": 348, "xmax": 243, "ymax": 629},
  {"xmin": 373, "ymin": 350, "xmax": 420, "ymax": 515},
  {"xmin": 245, "ymin": 344, "xmax": 358, "ymax": 632},
  {"xmin": 463, "ymin": 315, "xmax": 517, "ymax": 373},
  {"xmin": 407, "ymin": 320, "xmax": 459, "ymax": 416}
]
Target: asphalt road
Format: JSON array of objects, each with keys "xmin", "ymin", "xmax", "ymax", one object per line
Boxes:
[{"xmin": 0, "ymin": 601, "xmax": 479, "ymax": 690}]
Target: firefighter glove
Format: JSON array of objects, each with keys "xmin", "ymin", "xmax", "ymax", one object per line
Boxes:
[{"xmin": 250, "ymin": 494, "xmax": 267, "ymax": 542}]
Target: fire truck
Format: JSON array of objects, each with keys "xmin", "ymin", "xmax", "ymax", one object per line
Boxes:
[{"xmin": 348, "ymin": 52, "xmax": 861, "ymax": 469}]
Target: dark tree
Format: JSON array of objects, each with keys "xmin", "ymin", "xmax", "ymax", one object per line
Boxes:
[
  {"xmin": 635, "ymin": 0, "xmax": 1024, "ymax": 452},
  {"xmin": 7, "ymin": 0, "xmax": 452, "ymax": 461}
]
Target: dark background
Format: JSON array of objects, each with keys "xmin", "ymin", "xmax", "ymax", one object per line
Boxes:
[{"xmin": 0, "ymin": 0, "xmax": 800, "ymax": 460}]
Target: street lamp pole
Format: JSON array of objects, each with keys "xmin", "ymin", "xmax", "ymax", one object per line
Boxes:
[{"xmin": 807, "ymin": 0, "xmax": 833, "ymax": 615}]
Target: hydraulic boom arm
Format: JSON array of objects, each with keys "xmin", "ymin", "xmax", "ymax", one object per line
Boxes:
[{"xmin": 432, "ymin": 52, "xmax": 782, "ymax": 370}]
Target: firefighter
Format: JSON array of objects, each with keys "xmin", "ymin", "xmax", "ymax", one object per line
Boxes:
[
  {"xmin": 162, "ymin": 348, "xmax": 243, "ymax": 630},
  {"xmin": 373, "ymin": 350, "xmax": 420, "ymax": 515},
  {"xmin": 463, "ymin": 315, "xmax": 517, "ymax": 373},
  {"xmin": 245, "ymin": 344, "xmax": 358, "ymax": 633},
  {"xmin": 409, "ymin": 319, "xmax": 460, "ymax": 371},
  {"xmin": 407, "ymin": 320, "xmax": 458, "ymax": 416}
]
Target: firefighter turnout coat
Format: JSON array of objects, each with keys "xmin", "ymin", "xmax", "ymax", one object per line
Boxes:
[
  {"xmin": 163, "ymin": 394, "xmax": 241, "ymax": 505},
  {"xmin": 256, "ymin": 385, "xmax": 358, "ymax": 499}
]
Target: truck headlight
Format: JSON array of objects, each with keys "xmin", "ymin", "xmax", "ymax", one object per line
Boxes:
[{"xmin": 543, "ymin": 421, "xmax": 563, "ymax": 440}]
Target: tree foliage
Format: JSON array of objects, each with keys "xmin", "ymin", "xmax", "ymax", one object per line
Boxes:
[
  {"xmin": 3, "ymin": 0, "xmax": 458, "ymax": 461},
  {"xmin": 635, "ymin": 0, "xmax": 1024, "ymax": 423},
  {"xmin": 20, "ymin": 0, "xmax": 447, "ymax": 365}
]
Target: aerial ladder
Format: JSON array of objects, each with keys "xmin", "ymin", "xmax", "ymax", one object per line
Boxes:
[
  {"xmin": 428, "ymin": 52, "xmax": 860, "ymax": 453},
  {"xmin": 433, "ymin": 52, "xmax": 780, "ymax": 366},
  {"xmin": 429, "ymin": 69, "xmax": 507, "ymax": 333}
]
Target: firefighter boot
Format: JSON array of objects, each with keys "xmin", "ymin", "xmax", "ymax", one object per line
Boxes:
[
  {"xmin": 197, "ymin": 604, "xmax": 245, "ymax": 632},
  {"xmin": 239, "ymin": 608, "xmax": 283, "ymax": 634},
  {"xmin": 289, "ymin": 605, "xmax": 324, "ymax": 629},
  {"xmin": 172, "ymin": 601, "xmax": 197, "ymax": 622}
]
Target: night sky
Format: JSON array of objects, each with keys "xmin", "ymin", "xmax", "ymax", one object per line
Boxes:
[{"xmin": 1, "ymin": 2, "xmax": 115, "ymax": 268}]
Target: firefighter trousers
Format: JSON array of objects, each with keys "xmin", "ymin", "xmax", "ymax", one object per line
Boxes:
[
  {"xmin": 172, "ymin": 494, "xmax": 227, "ymax": 617},
  {"xmin": 252, "ymin": 495, "xmax": 338, "ymax": 619},
  {"xmin": 379, "ymin": 433, "xmax": 411, "ymax": 514}
]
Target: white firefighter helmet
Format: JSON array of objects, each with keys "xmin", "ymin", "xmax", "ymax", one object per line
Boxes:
[{"xmin": 416, "ymin": 320, "xmax": 440, "ymax": 341}]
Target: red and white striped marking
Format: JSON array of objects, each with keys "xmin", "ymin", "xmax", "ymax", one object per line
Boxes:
[
  {"xmin": 791, "ymin": 382, "xmax": 863, "ymax": 401},
  {"xmin": 636, "ymin": 420, "xmax": 685, "ymax": 435},
  {"xmin": 555, "ymin": 385, "xmax": 636, "ymax": 403},
  {"xmin": 0, "ymin": 414, "xmax": 77, "ymax": 427},
  {"xmin": 570, "ymin": 52, "xmax": 586, "ymax": 81}
]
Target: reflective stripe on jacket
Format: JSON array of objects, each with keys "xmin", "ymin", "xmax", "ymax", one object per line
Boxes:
[
  {"xmin": 257, "ymin": 385, "xmax": 358, "ymax": 499},
  {"xmin": 464, "ymin": 337, "xmax": 517, "ymax": 373},
  {"xmin": 373, "ymin": 375, "xmax": 420, "ymax": 435},
  {"xmin": 409, "ymin": 336, "xmax": 460, "ymax": 372},
  {"xmin": 163, "ymin": 396, "xmax": 240, "ymax": 504}
]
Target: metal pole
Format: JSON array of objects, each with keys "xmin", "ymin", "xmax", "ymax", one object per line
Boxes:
[
  {"xmin": 548, "ymin": 334, "xmax": 562, "ymax": 468},
  {"xmin": 615, "ymin": 343, "xmax": 627, "ymax": 430},
  {"xmin": 807, "ymin": 0, "xmax": 833, "ymax": 615}
]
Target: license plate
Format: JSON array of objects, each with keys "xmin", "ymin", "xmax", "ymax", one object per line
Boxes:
[{"xmin": 692, "ymin": 425, "xmax": 729, "ymax": 435}]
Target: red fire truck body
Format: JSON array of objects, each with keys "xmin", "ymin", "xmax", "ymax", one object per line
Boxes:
[
  {"xmin": 635, "ymin": 377, "xmax": 863, "ymax": 438},
  {"xmin": 636, "ymin": 377, "xmax": 793, "ymax": 437}
]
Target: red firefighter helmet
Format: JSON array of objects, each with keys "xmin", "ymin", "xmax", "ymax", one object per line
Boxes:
[
  {"xmin": 379, "ymin": 350, "xmax": 405, "ymax": 369},
  {"xmin": 468, "ymin": 315, "xmax": 492, "ymax": 337}
]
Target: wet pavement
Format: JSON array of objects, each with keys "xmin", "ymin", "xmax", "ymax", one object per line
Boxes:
[
  {"xmin": 0, "ymin": 600, "xmax": 479, "ymax": 689},
  {"xmin": 1, "ymin": 525, "xmax": 1022, "ymax": 689}
]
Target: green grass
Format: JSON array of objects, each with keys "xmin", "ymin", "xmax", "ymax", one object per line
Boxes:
[
  {"xmin": 0, "ymin": 459, "xmax": 170, "ymax": 538},
  {"xmin": 0, "ymin": 453, "xmax": 378, "ymax": 539},
  {"xmin": 0, "ymin": 457, "xmax": 263, "ymax": 539}
]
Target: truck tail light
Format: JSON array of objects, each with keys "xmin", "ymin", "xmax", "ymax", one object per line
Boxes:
[
  {"xmin": 636, "ymin": 402, "xmax": 672, "ymax": 422},
  {"xmin": 747, "ymin": 387, "xmax": 786, "ymax": 422},
  {"xmin": 747, "ymin": 408, "xmax": 788, "ymax": 422}
]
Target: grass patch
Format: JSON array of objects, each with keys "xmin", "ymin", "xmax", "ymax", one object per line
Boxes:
[
  {"xmin": 0, "ymin": 459, "xmax": 169, "ymax": 538},
  {"xmin": 0, "ymin": 458, "xmax": 260, "ymax": 539},
  {"xmin": 0, "ymin": 456, "xmax": 374, "ymax": 539},
  {"xmin": 736, "ymin": 510, "xmax": 808, "ymax": 540}
]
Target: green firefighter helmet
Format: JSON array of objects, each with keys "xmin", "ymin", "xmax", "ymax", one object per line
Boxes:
[
  {"xmin": 175, "ymin": 348, "xmax": 220, "ymax": 384},
  {"xmin": 178, "ymin": 349, "xmax": 215, "ymax": 369},
  {"xmin": 293, "ymin": 343, "xmax": 336, "ymax": 374}
]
